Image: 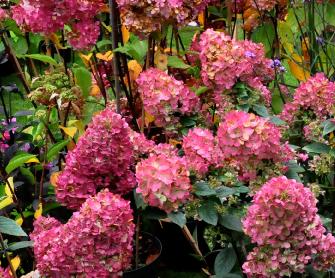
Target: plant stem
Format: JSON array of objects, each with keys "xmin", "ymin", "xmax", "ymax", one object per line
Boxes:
[
  {"xmin": 135, "ymin": 213, "xmax": 140, "ymax": 268},
  {"xmin": 0, "ymin": 233, "xmax": 17, "ymax": 278}
]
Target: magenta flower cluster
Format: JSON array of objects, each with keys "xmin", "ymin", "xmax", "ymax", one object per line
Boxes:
[
  {"xmin": 116, "ymin": 0, "xmax": 213, "ymax": 35},
  {"xmin": 198, "ymin": 29, "xmax": 274, "ymax": 104},
  {"xmin": 136, "ymin": 68, "xmax": 200, "ymax": 127},
  {"xmin": 243, "ymin": 176, "xmax": 335, "ymax": 277},
  {"xmin": 217, "ymin": 111, "xmax": 292, "ymax": 180},
  {"xmin": 281, "ymin": 73, "xmax": 335, "ymax": 123},
  {"xmin": 56, "ymin": 108, "xmax": 135, "ymax": 210},
  {"xmin": 182, "ymin": 128, "xmax": 218, "ymax": 175},
  {"xmin": 31, "ymin": 190, "xmax": 135, "ymax": 277},
  {"xmin": 136, "ymin": 152, "xmax": 191, "ymax": 213},
  {"xmin": 12, "ymin": 0, "xmax": 104, "ymax": 49}
]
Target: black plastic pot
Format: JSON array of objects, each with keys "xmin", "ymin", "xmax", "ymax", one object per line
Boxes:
[{"xmin": 123, "ymin": 233, "xmax": 162, "ymax": 278}]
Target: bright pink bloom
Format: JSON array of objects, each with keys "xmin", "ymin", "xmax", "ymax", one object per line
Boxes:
[
  {"xmin": 182, "ymin": 127, "xmax": 218, "ymax": 175},
  {"xmin": 0, "ymin": 267, "xmax": 11, "ymax": 278},
  {"xmin": 31, "ymin": 190, "xmax": 135, "ymax": 278},
  {"xmin": 281, "ymin": 73, "xmax": 335, "ymax": 122},
  {"xmin": 199, "ymin": 29, "xmax": 274, "ymax": 106},
  {"xmin": 136, "ymin": 68, "xmax": 200, "ymax": 127},
  {"xmin": 217, "ymin": 111, "xmax": 292, "ymax": 180},
  {"xmin": 136, "ymin": 153, "xmax": 191, "ymax": 212},
  {"xmin": 243, "ymin": 176, "xmax": 335, "ymax": 277},
  {"xmin": 56, "ymin": 108, "xmax": 135, "ymax": 210}
]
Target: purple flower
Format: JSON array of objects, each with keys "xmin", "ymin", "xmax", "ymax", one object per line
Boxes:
[{"xmin": 245, "ymin": 51, "xmax": 256, "ymax": 58}]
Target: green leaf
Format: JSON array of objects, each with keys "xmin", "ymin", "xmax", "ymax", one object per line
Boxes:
[
  {"xmin": 73, "ymin": 67, "xmax": 92, "ymax": 98},
  {"xmin": 198, "ymin": 201, "xmax": 218, "ymax": 225},
  {"xmin": 214, "ymin": 248, "xmax": 237, "ymax": 277},
  {"xmin": 322, "ymin": 120, "xmax": 335, "ymax": 136},
  {"xmin": 270, "ymin": 116, "xmax": 286, "ymax": 126},
  {"xmin": 251, "ymin": 23, "xmax": 275, "ymax": 55},
  {"xmin": 0, "ymin": 216, "xmax": 27, "ymax": 237},
  {"xmin": 302, "ymin": 143, "xmax": 330, "ymax": 154},
  {"xmin": 19, "ymin": 167, "xmax": 35, "ymax": 185},
  {"xmin": 5, "ymin": 153, "xmax": 37, "ymax": 174},
  {"xmin": 219, "ymin": 214, "xmax": 243, "ymax": 232},
  {"xmin": 8, "ymin": 241, "xmax": 33, "ymax": 251},
  {"xmin": 287, "ymin": 160, "xmax": 305, "ymax": 173},
  {"xmin": 47, "ymin": 139, "xmax": 70, "ymax": 162},
  {"xmin": 96, "ymin": 39, "xmax": 113, "ymax": 49},
  {"xmin": 133, "ymin": 191, "xmax": 147, "ymax": 210},
  {"xmin": 168, "ymin": 211, "xmax": 186, "ymax": 228},
  {"xmin": 13, "ymin": 36, "xmax": 28, "ymax": 55},
  {"xmin": 21, "ymin": 54, "xmax": 58, "ymax": 66},
  {"xmin": 252, "ymin": 104, "xmax": 269, "ymax": 118},
  {"xmin": 195, "ymin": 86, "xmax": 210, "ymax": 96},
  {"xmin": 193, "ymin": 182, "xmax": 216, "ymax": 197},
  {"xmin": 168, "ymin": 56, "xmax": 190, "ymax": 69},
  {"xmin": 216, "ymin": 187, "xmax": 236, "ymax": 199}
]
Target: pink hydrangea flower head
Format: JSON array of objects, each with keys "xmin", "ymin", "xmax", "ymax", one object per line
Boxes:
[
  {"xmin": 250, "ymin": 0, "xmax": 281, "ymax": 11},
  {"xmin": 0, "ymin": 8, "xmax": 8, "ymax": 20},
  {"xmin": 182, "ymin": 127, "xmax": 218, "ymax": 175},
  {"xmin": 31, "ymin": 190, "xmax": 135, "ymax": 278},
  {"xmin": 136, "ymin": 68, "xmax": 200, "ymax": 127},
  {"xmin": 217, "ymin": 111, "xmax": 293, "ymax": 180},
  {"xmin": 12, "ymin": 0, "xmax": 104, "ymax": 49},
  {"xmin": 136, "ymin": 153, "xmax": 192, "ymax": 212},
  {"xmin": 116, "ymin": 0, "xmax": 214, "ymax": 36},
  {"xmin": 243, "ymin": 176, "xmax": 335, "ymax": 277},
  {"xmin": 0, "ymin": 267, "xmax": 12, "ymax": 278},
  {"xmin": 198, "ymin": 29, "xmax": 274, "ymax": 105},
  {"xmin": 281, "ymin": 73, "xmax": 335, "ymax": 122},
  {"xmin": 56, "ymin": 108, "xmax": 135, "ymax": 210}
]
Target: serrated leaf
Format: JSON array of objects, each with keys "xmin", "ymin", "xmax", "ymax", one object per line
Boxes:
[
  {"xmin": 193, "ymin": 182, "xmax": 216, "ymax": 197},
  {"xmin": 214, "ymin": 248, "xmax": 237, "ymax": 277},
  {"xmin": 198, "ymin": 201, "xmax": 218, "ymax": 225},
  {"xmin": 8, "ymin": 241, "xmax": 33, "ymax": 251},
  {"xmin": 168, "ymin": 211, "xmax": 186, "ymax": 228},
  {"xmin": 252, "ymin": 104, "xmax": 269, "ymax": 118},
  {"xmin": 22, "ymin": 54, "xmax": 57, "ymax": 66},
  {"xmin": 302, "ymin": 143, "xmax": 330, "ymax": 154},
  {"xmin": 168, "ymin": 56, "xmax": 190, "ymax": 69},
  {"xmin": 0, "ymin": 216, "xmax": 27, "ymax": 236},
  {"xmin": 5, "ymin": 153, "xmax": 38, "ymax": 174},
  {"xmin": 219, "ymin": 214, "xmax": 243, "ymax": 232},
  {"xmin": 46, "ymin": 139, "xmax": 70, "ymax": 162}
]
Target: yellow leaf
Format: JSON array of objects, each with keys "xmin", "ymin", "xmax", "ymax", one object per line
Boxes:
[
  {"xmin": 5, "ymin": 177, "xmax": 14, "ymax": 197},
  {"xmin": 25, "ymin": 157, "xmax": 40, "ymax": 164},
  {"xmin": 59, "ymin": 126, "xmax": 78, "ymax": 138},
  {"xmin": 145, "ymin": 111, "xmax": 155, "ymax": 127},
  {"xmin": 96, "ymin": 51, "xmax": 113, "ymax": 62},
  {"xmin": 67, "ymin": 120, "xmax": 85, "ymax": 136},
  {"xmin": 198, "ymin": 11, "xmax": 205, "ymax": 26},
  {"xmin": 90, "ymin": 84, "xmax": 101, "ymax": 97},
  {"xmin": 169, "ymin": 139, "xmax": 181, "ymax": 147},
  {"xmin": 50, "ymin": 172, "xmax": 61, "ymax": 187},
  {"xmin": 154, "ymin": 52, "xmax": 168, "ymax": 71},
  {"xmin": 15, "ymin": 217, "xmax": 23, "ymax": 226},
  {"xmin": 11, "ymin": 256, "xmax": 20, "ymax": 271},
  {"xmin": 48, "ymin": 33, "xmax": 66, "ymax": 50},
  {"xmin": 128, "ymin": 60, "xmax": 142, "ymax": 79},
  {"xmin": 34, "ymin": 203, "xmax": 43, "ymax": 219},
  {"xmin": 0, "ymin": 197, "xmax": 14, "ymax": 210},
  {"xmin": 101, "ymin": 22, "xmax": 112, "ymax": 33},
  {"xmin": 122, "ymin": 25, "xmax": 130, "ymax": 44},
  {"xmin": 79, "ymin": 53, "xmax": 93, "ymax": 67},
  {"xmin": 67, "ymin": 140, "xmax": 76, "ymax": 151},
  {"xmin": 288, "ymin": 54, "xmax": 310, "ymax": 81}
]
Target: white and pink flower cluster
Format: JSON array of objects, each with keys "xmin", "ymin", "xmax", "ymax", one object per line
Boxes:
[
  {"xmin": 56, "ymin": 108, "xmax": 135, "ymax": 210},
  {"xmin": 136, "ymin": 151, "xmax": 191, "ymax": 213},
  {"xmin": 12, "ymin": 0, "xmax": 104, "ymax": 49},
  {"xmin": 181, "ymin": 111, "xmax": 292, "ymax": 180},
  {"xmin": 243, "ymin": 176, "xmax": 335, "ymax": 277},
  {"xmin": 116, "ymin": 0, "xmax": 213, "ymax": 36},
  {"xmin": 31, "ymin": 190, "xmax": 135, "ymax": 278},
  {"xmin": 136, "ymin": 68, "xmax": 200, "ymax": 127},
  {"xmin": 281, "ymin": 73, "xmax": 335, "ymax": 123},
  {"xmin": 198, "ymin": 29, "xmax": 274, "ymax": 105}
]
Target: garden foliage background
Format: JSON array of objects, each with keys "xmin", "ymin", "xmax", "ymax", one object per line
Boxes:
[{"xmin": 1, "ymin": 0, "xmax": 335, "ymax": 277}]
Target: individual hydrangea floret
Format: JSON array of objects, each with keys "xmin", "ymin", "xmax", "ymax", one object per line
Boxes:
[
  {"xmin": 136, "ymin": 153, "xmax": 192, "ymax": 212},
  {"xmin": 31, "ymin": 190, "xmax": 135, "ymax": 277},
  {"xmin": 56, "ymin": 108, "xmax": 135, "ymax": 210},
  {"xmin": 198, "ymin": 29, "xmax": 274, "ymax": 105},
  {"xmin": 182, "ymin": 127, "xmax": 218, "ymax": 175},
  {"xmin": 243, "ymin": 176, "xmax": 335, "ymax": 277},
  {"xmin": 136, "ymin": 68, "xmax": 200, "ymax": 127},
  {"xmin": 217, "ymin": 110, "xmax": 292, "ymax": 181},
  {"xmin": 281, "ymin": 73, "xmax": 335, "ymax": 123}
]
